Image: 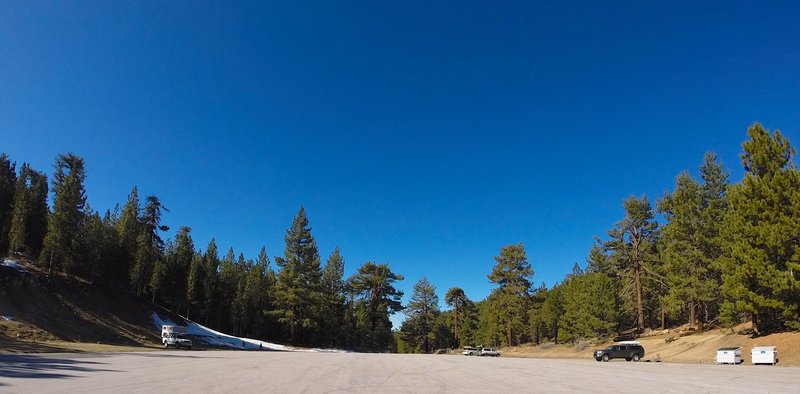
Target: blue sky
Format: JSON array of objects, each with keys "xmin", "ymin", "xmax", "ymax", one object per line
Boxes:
[{"xmin": 2, "ymin": 1, "xmax": 799, "ymax": 327}]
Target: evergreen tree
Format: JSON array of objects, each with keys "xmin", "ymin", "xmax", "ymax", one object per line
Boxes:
[
  {"xmin": 202, "ymin": 239, "xmax": 220, "ymax": 325},
  {"xmin": 0, "ymin": 154, "xmax": 16, "ymax": 254},
  {"xmin": 320, "ymin": 247, "xmax": 346, "ymax": 347},
  {"xmin": 444, "ymin": 287, "xmax": 467, "ymax": 345},
  {"xmin": 186, "ymin": 251, "xmax": 206, "ymax": 320},
  {"xmin": 167, "ymin": 226, "xmax": 194, "ymax": 315},
  {"xmin": 9, "ymin": 163, "xmax": 48, "ymax": 256},
  {"xmin": 401, "ymin": 277, "xmax": 440, "ymax": 353},
  {"xmin": 41, "ymin": 153, "xmax": 87, "ymax": 276},
  {"xmin": 487, "ymin": 243, "xmax": 533, "ymax": 345},
  {"xmin": 274, "ymin": 207, "xmax": 323, "ymax": 345},
  {"xmin": 347, "ymin": 262, "xmax": 404, "ymax": 351},
  {"xmin": 557, "ymin": 272, "xmax": 618, "ymax": 342},
  {"xmin": 603, "ymin": 196, "xmax": 660, "ymax": 333},
  {"xmin": 659, "ymin": 153, "xmax": 728, "ymax": 330},
  {"xmin": 132, "ymin": 195, "xmax": 168, "ymax": 296},
  {"xmin": 720, "ymin": 123, "xmax": 800, "ymax": 333},
  {"xmin": 116, "ymin": 187, "xmax": 141, "ymax": 287}
]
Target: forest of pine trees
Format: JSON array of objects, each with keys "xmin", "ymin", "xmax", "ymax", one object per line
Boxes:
[{"xmin": 2, "ymin": 123, "xmax": 800, "ymax": 352}]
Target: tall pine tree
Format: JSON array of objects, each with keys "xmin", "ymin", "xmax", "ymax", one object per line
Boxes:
[
  {"xmin": 0, "ymin": 154, "xmax": 17, "ymax": 254},
  {"xmin": 720, "ymin": 123, "xmax": 800, "ymax": 333},
  {"xmin": 274, "ymin": 207, "xmax": 323, "ymax": 345},
  {"xmin": 41, "ymin": 153, "xmax": 87, "ymax": 277},
  {"xmin": 487, "ymin": 243, "xmax": 533, "ymax": 345}
]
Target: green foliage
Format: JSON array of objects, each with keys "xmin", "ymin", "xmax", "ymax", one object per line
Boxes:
[
  {"xmin": 274, "ymin": 207, "xmax": 323, "ymax": 345},
  {"xmin": 557, "ymin": 272, "xmax": 618, "ymax": 342},
  {"xmin": 0, "ymin": 154, "xmax": 16, "ymax": 254},
  {"xmin": 8, "ymin": 163, "xmax": 48, "ymax": 256},
  {"xmin": 658, "ymin": 153, "xmax": 727, "ymax": 329},
  {"xmin": 487, "ymin": 243, "xmax": 533, "ymax": 345},
  {"xmin": 720, "ymin": 123, "xmax": 800, "ymax": 333},
  {"xmin": 400, "ymin": 277, "xmax": 440, "ymax": 353},
  {"xmin": 603, "ymin": 196, "xmax": 660, "ymax": 332},
  {"xmin": 347, "ymin": 261, "xmax": 404, "ymax": 351},
  {"xmin": 41, "ymin": 153, "xmax": 87, "ymax": 276},
  {"xmin": 319, "ymin": 247, "xmax": 347, "ymax": 347}
]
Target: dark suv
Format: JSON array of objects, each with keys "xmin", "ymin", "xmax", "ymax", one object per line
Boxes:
[{"xmin": 593, "ymin": 343, "xmax": 645, "ymax": 362}]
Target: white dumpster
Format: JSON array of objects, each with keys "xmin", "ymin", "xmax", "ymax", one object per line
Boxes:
[
  {"xmin": 716, "ymin": 347, "xmax": 742, "ymax": 364},
  {"xmin": 751, "ymin": 346, "xmax": 778, "ymax": 365}
]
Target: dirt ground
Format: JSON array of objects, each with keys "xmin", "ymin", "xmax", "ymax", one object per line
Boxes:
[{"xmin": 500, "ymin": 327, "xmax": 800, "ymax": 365}]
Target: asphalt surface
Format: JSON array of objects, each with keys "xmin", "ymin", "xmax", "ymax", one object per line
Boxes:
[{"xmin": 1, "ymin": 351, "xmax": 799, "ymax": 393}]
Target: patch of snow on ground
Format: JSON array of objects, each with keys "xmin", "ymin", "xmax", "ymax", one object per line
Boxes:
[{"xmin": 1, "ymin": 258, "xmax": 29, "ymax": 273}]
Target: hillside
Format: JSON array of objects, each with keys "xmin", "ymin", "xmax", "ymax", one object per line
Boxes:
[
  {"xmin": 0, "ymin": 257, "xmax": 161, "ymax": 353},
  {"xmin": 501, "ymin": 327, "xmax": 800, "ymax": 366}
]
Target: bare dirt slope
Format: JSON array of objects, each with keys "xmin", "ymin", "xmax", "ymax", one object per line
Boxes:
[
  {"xmin": 0, "ymin": 257, "xmax": 161, "ymax": 354},
  {"xmin": 502, "ymin": 328, "xmax": 800, "ymax": 365}
]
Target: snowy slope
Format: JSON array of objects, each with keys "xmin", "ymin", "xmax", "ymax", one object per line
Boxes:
[{"xmin": 150, "ymin": 312, "xmax": 293, "ymax": 351}]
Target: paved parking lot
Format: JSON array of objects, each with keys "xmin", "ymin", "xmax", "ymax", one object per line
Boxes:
[{"xmin": 1, "ymin": 351, "xmax": 799, "ymax": 393}]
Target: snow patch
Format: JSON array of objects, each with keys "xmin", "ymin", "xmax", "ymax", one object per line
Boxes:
[
  {"xmin": 150, "ymin": 312, "xmax": 293, "ymax": 351},
  {"xmin": 1, "ymin": 258, "xmax": 29, "ymax": 273}
]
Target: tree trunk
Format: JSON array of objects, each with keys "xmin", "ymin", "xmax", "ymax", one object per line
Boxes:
[
  {"xmin": 507, "ymin": 320, "xmax": 512, "ymax": 346},
  {"xmin": 453, "ymin": 306, "xmax": 459, "ymax": 345},
  {"xmin": 689, "ymin": 301, "xmax": 696, "ymax": 330},
  {"xmin": 634, "ymin": 265, "xmax": 645, "ymax": 332}
]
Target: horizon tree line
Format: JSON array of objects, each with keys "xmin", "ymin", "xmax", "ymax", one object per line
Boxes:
[{"xmin": 2, "ymin": 122, "xmax": 799, "ymax": 352}]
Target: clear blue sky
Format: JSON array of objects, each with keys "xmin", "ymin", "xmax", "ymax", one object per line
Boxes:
[{"xmin": 2, "ymin": 1, "xmax": 799, "ymax": 327}]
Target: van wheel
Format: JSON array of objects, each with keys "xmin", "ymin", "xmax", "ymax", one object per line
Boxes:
[
  {"xmin": 632, "ymin": 354, "xmax": 640, "ymax": 362},
  {"xmin": 602, "ymin": 354, "xmax": 609, "ymax": 362},
  {"xmin": 163, "ymin": 342, "xmax": 168, "ymax": 349}
]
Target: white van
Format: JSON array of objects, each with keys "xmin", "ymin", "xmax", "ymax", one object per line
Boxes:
[{"xmin": 162, "ymin": 325, "xmax": 193, "ymax": 349}]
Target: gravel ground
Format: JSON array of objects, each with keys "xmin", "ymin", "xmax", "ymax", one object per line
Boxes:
[{"xmin": 1, "ymin": 351, "xmax": 799, "ymax": 393}]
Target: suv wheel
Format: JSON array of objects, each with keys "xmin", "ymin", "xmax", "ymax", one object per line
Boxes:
[
  {"xmin": 595, "ymin": 357, "xmax": 602, "ymax": 362},
  {"xmin": 632, "ymin": 354, "xmax": 640, "ymax": 362},
  {"xmin": 602, "ymin": 354, "xmax": 609, "ymax": 362}
]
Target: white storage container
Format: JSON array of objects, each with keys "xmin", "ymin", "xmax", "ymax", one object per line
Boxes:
[
  {"xmin": 751, "ymin": 346, "xmax": 778, "ymax": 365},
  {"xmin": 716, "ymin": 347, "xmax": 742, "ymax": 364}
]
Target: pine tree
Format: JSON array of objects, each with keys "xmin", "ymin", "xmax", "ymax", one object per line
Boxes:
[
  {"xmin": 604, "ymin": 196, "xmax": 660, "ymax": 333},
  {"xmin": 0, "ymin": 154, "xmax": 16, "ymax": 254},
  {"xmin": 487, "ymin": 243, "xmax": 533, "ymax": 345},
  {"xmin": 557, "ymin": 272, "xmax": 618, "ymax": 342},
  {"xmin": 168, "ymin": 226, "xmax": 194, "ymax": 315},
  {"xmin": 274, "ymin": 207, "xmax": 323, "ymax": 345},
  {"xmin": 444, "ymin": 287, "xmax": 467, "ymax": 345},
  {"xmin": 202, "ymin": 239, "xmax": 220, "ymax": 325},
  {"xmin": 116, "ymin": 187, "xmax": 141, "ymax": 287},
  {"xmin": 320, "ymin": 247, "xmax": 346, "ymax": 347},
  {"xmin": 401, "ymin": 277, "xmax": 440, "ymax": 353},
  {"xmin": 186, "ymin": 251, "xmax": 206, "ymax": 320},
  {"xmin": 659, "ymin": 153, "xmax": 728, "ymax": 330},
  {"xmin": 720, "ymin": 123, "xmax": 800, "ymax": 333},
  {"xmin": 347, "ymin": 262, "xmax": 404, "ymax": 351},
  {"xmin": 41, "ymin": 153, "xmax": 87, "ymax": 277},
  {"xmin": 132, "ymin": 195, "xmax": 168, "ymax": 296}
]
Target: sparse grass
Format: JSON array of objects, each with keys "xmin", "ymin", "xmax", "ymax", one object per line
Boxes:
[{"xmin": 539, "ymin": 342, "xmax": 555, "ymax": 349}]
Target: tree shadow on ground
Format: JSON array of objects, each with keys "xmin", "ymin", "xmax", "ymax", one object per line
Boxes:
[{"xmin": 0, "ymin": 354, "xmax": 118, "ymax": 379}]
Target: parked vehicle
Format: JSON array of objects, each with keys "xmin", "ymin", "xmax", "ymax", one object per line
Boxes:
[
  {"xmin": 161, "ymin": 325, "xmax": 193, "ymax": 349},
  {"xmin": 462, "ymin": 346, "xmax": 480, "ymax": 356},
  {"xmin": 593, "ymin": 342, "xmax": 644, "ymax": 362},
  {"xmin": 716, "ymin": 347, "xmax": 742, "ymax": 364},
  {"xmin": 480, "ymin": 347, "xmax": 500, "ymax": 357}
]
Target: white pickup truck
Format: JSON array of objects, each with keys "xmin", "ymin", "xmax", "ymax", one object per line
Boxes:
[{"xmin": 161, "ymin": 325, "xmax": 193, "ymax": 349}]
